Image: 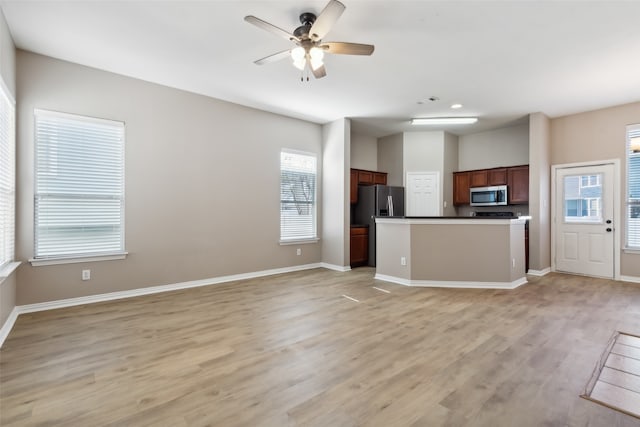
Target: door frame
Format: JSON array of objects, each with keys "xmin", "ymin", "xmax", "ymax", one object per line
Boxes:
[
  {"xmin": 551, "ymin": 159, "xmax": 621, "ymax": 279},
  {"xmin": 406, "ymin": 171, "xmax": 441, "ymax": 217}
]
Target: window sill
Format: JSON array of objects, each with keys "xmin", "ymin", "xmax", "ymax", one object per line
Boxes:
[
  {"xmin": 623, "ymin": 248, "xmax": 640, "ymax": 255},
  {"xmin": 279, "ymin": 238, "xmax": 320, "ymax": 246},
  {"xmin": 0, "ymin": 261, "xmax": 21, "ymax": 285},
  {"xmin": 29, "ymin": 252, "xmax": 128, "ymax": 267}
]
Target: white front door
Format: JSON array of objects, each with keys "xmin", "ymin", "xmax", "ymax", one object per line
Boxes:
[
  {"xmin": 554, "ymin": 164, "xmax": 615, "ymax": 278},
  {"xmin": 406, "ymin": 172, "xmax": 440, "ymax": 216}
]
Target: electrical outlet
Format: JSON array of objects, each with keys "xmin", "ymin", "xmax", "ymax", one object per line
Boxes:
[
  {"xmin": 82, "ymin": 269, "xmax": 91, "ymax": 281},
  {"xmin": 296, "ymin": 248, "xmax": 302, "ymax": 256},
  {"xmin": 400, "ymin": 256, "xmax": 407, "ymax": 266}
]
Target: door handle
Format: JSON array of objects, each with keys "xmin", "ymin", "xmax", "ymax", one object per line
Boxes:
[{"xmin": 606, "ymin": 228, "xmax": 612, "ymax": 232}]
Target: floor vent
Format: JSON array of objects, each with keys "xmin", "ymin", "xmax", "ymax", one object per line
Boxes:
[{"xmin": 582, "ymin": 331, "xmax": 640, "ymax": 419}]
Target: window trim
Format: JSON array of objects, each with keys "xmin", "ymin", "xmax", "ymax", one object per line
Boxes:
[
  {"xmin": 31, "ymin": 109, "xmax": 127, "ymax": 265},
  {"xmin": 279, "ymin": 148, "xmax": 318, "ymax": 244},
  {"xmin": 626, "ymin": 123, "xmax": 640, "ymax": 250},
  {"xmin": 0, "ymin": 76, "xmax": 15, "ymax": 271}
]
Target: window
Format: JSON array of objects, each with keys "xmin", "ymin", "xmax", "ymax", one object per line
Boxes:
[
  {"xmin": 0, "ymin": 79, "xmax": 15, "ymax": 270},
  {"xmin": 34, "ymin": 110, "xmax": 125, "ymax": 261},
  {"xmin": 627, "ymin": 124, "xmax": 640, "ymax": 249},
  {"xmin": 580, "ymin": 175, "xmax": 600, "ymax": 188},
  {"xmin": 280, "ymin": 150, "xmax": 317, "ymax": 243},
  {"xmin": 563, "ymin": 173, "xmax": 603, "ymax": 222}
]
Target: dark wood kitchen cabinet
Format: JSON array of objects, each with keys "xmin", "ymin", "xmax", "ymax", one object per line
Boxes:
[
  {"xmin": 357, "ymin": 170, "xmax": 373, "ymax": 185},
  {"xmin": 453, "ymin": 171, "xmax": 471, "ymax": 205},
  {"xmin": 453, "ymin": 165, "xmax": 528, "ymax": 206},
  {"xmin": 373, "ymin": 172, "xmax": 387, "ymax": 185},
  {"xmin": 350, "ymin": 168, "xmax": 388, "ymax": 204},
  {"xmin": 488, "ymin": 168, "xmax": 508, "ymax": 185},
  {"xmin": 350, "ymin": 169, "xmax": 358, "ymax": 204},
  {"xmin": 350, "ymin": 226, "xmax": 369, "ymax": 267},
  {"xmin": 508, "ymin": 165, "xmax": 529, "ymax": 204},
  {"xmin": 470, "ymin": 170, "xmax": 488, "ymax": 188}
]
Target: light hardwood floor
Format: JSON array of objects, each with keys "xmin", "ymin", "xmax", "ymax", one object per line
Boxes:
[{"xmin": 2, "ymin": 268, "xmax": 640, "ymax": 426}]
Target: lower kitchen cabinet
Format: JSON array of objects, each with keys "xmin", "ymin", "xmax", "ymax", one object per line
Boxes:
[{"xmin": 350, "ymin": 226, "xmax": 369, "ymax": 267}]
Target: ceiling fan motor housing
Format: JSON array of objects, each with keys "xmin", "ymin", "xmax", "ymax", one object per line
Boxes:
[{"xmin": 294, "ymin": 12, "xmax": 316, "ymax": 39}]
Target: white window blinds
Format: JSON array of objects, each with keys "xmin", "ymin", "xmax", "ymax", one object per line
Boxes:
[
  {"xmin": 34, "ymin": 110, "xmax": 125, "ymax": 259},
  {"xmin": 628, "ymin": 124, "xmax": 640, "ymax": 249},
  {"xmin": 0, "ymin": 80, "xmax": 15, "ymax": 270},
  {"xmin": 280, "ymin": 150, "xmax": 317, "ymax": 242}
]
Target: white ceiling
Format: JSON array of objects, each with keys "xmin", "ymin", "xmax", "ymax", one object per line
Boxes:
[{"xmin": 1, "ymin": 1, "xmax": 639, "ymax": 137}]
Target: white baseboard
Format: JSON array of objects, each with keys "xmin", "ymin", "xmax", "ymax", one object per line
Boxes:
[
  {"xmin": 0, "ymin": 263, "xmax": 325, "ymax": 348},
  {"xmin": 0, "ymin": 307, "xmax": 20, "ymax": 348},
  {"xmin": 320, "ymin": 263, "xmax": 351, "ymax": 272},
  {"xmin": 621, "ymin": 275, "xmax": 640, "ymax": 284},
  {"xmin": 374, "ymin": 274, "xmax": 528, "ymax": 290},
  {"xmin": 527, "ymin": 267, "xmax": 551, "ymax": 277},
  {"xmin": 18, "ymin": 262, "xmax": 324, "ymax": 315}
]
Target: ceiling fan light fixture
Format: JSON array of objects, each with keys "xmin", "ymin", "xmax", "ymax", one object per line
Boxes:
[
  {"xmin": 293, "ymin": 57, "xmax": 306, "ymax": 70},
  {"xmin": 291, "ymin": 46, "xmax": 305, "ymax": 61},
  {"xmin": 411, "ymin": 117, "xmax": 478, "ymax": 125},
  {"xmin": 309, "ymin": 47, "xmax": 324, "ymax": 61}
]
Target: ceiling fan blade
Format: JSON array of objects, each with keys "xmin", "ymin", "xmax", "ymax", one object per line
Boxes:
[
  {"xmin": 321, "ymin": 42, "xmax": 374, "ymax": 55},
  {"xmin": 312, "ymin": 64, "xmax": 327, "ymax": 79},
  {"xmin": 309, "ymin": 0, "xmax": 345, "ymax": 40},
  {"xmin": 244, "ymin": 15, "xmax": 299, "ymax": 42},
  {"xmin": 254, "ymin": 49, "xmax": 291, "ymax": 65}
]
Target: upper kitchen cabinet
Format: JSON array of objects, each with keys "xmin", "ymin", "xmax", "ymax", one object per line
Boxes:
[
  {"xmin": 373, "ymin": 172, "xmax": 387, "ymax": 185},
  {"xmin": 358, "ymin": 170, "xmax": 373, "ymax": 185},
  {"xmin": 488, "ymin": 168, "xmax": 508, "ymax": 185},
  {"xmin": 350, "ymin": 168, "xmax": 388, "ymax": 204},
  {"xmin": 470, "ymin": 170, "xmax": 488, "ymax": 187},
  {"xmin": 453, "ymin": 171, "xmax": 471, "ymax": 205},
  {"xmin": 508, "ymin": 165, "xmax": 529, "ymax": 204},
  {"xmin": 453, "ymin": 165, "xmax": 529, "ymax": 205},
  {"xmin": 350, "ymin": 169, "xmax": 358, "ymax": 204}
]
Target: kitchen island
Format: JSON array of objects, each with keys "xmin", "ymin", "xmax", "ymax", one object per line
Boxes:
[{"xmin": 375, "ymin": 217, "xmax": 527, "ymax": 289}]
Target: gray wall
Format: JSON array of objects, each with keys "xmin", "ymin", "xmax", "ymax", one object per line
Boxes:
[
  {"xmin": 458, "ymin": 123, "xmax": 529, "ymax": 170},
  {"xmin": 350, "ymin": 132, "xmax": 377, "ymax": 171},
  {"xmin": 528, "ymin": 112, "xmax": 551, "ymax": 272},
  {"xmin": 550, "ymin": 101, "xmax": 640, "ymax": 277},
  {"xmin": 377, "ymin": 133, "xmax": 403, "ymax": 186},
  {"xmin": 321, "ymin": 118, "xmax": 350, "ymax": 268},
  {"xmin": 15, "ymin": 51, "xmax": 323, "ymax": 305},
  {"xmin": 443, "ymin": 132, "xmax": 459, "ymax": 216},
  {"xmin": 403, "ymin": 131, "xmax": 458, "ymax": 216},
  {"xmin": 0, "ymin": 8, "xmax": 16, "ymax": 330}
]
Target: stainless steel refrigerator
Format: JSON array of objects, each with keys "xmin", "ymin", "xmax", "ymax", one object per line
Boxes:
[{"xmin": 354, "ymin": 185, "xmax": 405, "ymax": 267}]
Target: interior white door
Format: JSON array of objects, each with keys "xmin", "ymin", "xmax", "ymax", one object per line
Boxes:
[
  {"xmin": 406, "ymin": 172, "xmax": 440, "ymax": 216},
  {"xmin": 555, "ymin": 164, "xmax": 615, "ymax": 278}
]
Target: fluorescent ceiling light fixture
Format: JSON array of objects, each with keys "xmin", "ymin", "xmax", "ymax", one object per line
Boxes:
[
  {"xmin": 411, "ymin": 117, "xmax": 478, "ymax": 125},
  {"xmin": 450, "ymin": 103, "xmax": 463, "ymax": 109}
]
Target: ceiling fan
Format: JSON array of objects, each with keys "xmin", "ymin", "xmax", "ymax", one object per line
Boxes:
[{"xmin": 244, "ymin": 0, "xmax": 374, "ymax": 80}]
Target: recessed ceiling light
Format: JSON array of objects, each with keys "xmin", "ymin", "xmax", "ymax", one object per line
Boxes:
[
  {"xmin": 411, "ymin": 117, "xmax": 478, "ymax": 125},
  {"xmin": 450, "ymin": 103, "xmax": 463, "ymax": 109}
]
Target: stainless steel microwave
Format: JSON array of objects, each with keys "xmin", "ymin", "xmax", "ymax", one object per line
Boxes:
[{"xmin": 470, "ymin": 185, "xmax": 508, "ymax": 206}]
